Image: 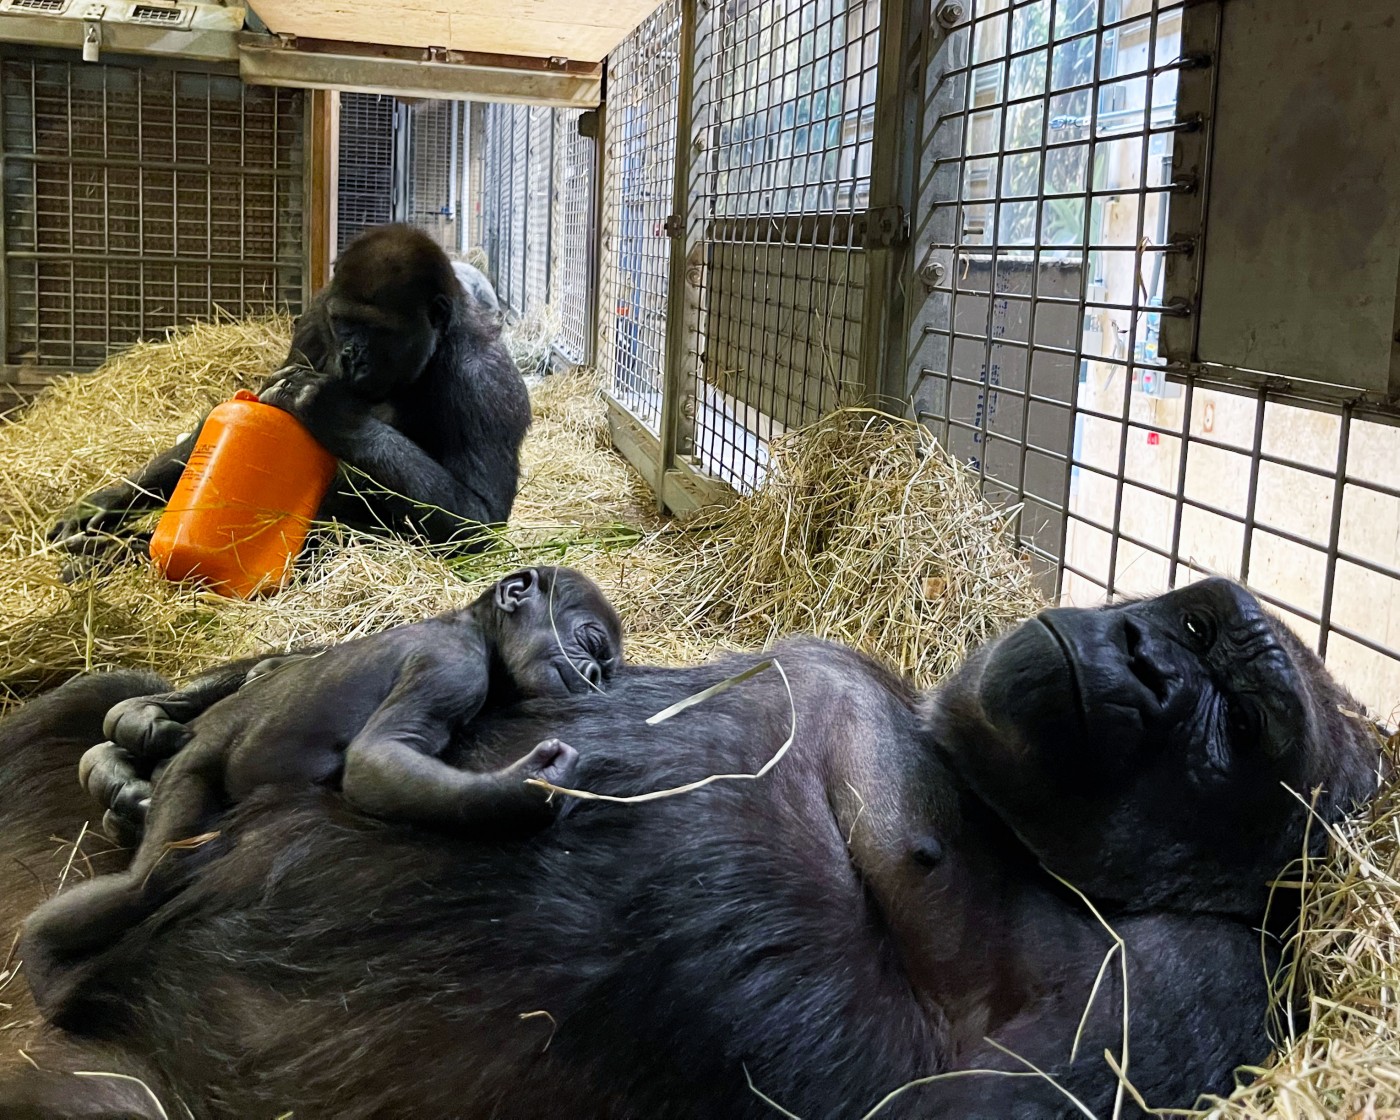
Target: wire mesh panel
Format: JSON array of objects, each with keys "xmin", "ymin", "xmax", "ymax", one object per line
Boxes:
[
  {"xmin": 405, "ymin": 99, "xmax": 464, "ymax": 252},
  {"xmin": 682, "ymin": 0, "xmax": 881, "ymax": 490},
  {"xmin": 601, "ymin": 0, "xmax": 682, "ymax": 431},
  {"xmin": 505, "ymin": 104, "xmax": 530, "ymax": 313},
  {"xmin": 479, "ymin": 103, "xmax": 507, "ymax": 292},
  {"xmin": 1, "ymin": 53, "xmax": 305, "ymax": 372},
  {"xmin": 337, "ymin": 93, "xmax": 394, "ymax": 253},
  {"xmin": 906, "ymin": 0, "xmax": 1400, "ymax": 719},
  {"xmin": 553, "ymin": 108, "xmax": 596, "ymax": 366},
  {"xmin": 523, "ymin": 105, "xmax": 553, "ymax": 315}
]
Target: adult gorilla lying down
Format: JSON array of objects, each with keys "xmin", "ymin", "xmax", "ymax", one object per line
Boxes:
[{"xmin": 0, "ymin": 579, "xmax": 1381, "ymax": 1119}]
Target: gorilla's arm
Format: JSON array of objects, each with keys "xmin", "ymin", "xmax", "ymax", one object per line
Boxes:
[
  {"xmin": 906, "ymin": 913, "xmax": 1268, "ymax": 1119},
  {"xmin": 327, "ymin": 415, "xmax": 495, "ymax": 542},
  {"xmin": 48, "ymin": 428, "xmax": 202, "ymax": 552},
  {"xmin": 263, "ymin": 367, "xmax": 499, "ymax": 543},
  {"xmin": 339, "ymin": 658, "xmax": 575, "ymax": 831}
]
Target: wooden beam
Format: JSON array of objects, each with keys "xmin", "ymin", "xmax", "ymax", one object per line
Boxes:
[
  {"xmin": 247, "ymin": 0, "xmax": 658, "ymax": 65},
  {"xmin": 239, "ymin": 36, "xmax": 603, "ymax": 108},
  {"xmin": 307, "ymin": 89, "xmax": 335, "ymax": 292}
]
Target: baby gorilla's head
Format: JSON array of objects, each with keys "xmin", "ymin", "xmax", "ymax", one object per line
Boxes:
[{"xmin": 488, "ymin": 567, "xmax": 624, "ymax": 699}]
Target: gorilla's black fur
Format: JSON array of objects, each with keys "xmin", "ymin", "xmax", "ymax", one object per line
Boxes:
[
  {"xmin": 49, "ymin": 224, "xmax": 530, "ymax": 555},
  {"xmin": 0, "ymin": 579, "xmax": 1381, "ymax": 1119}
]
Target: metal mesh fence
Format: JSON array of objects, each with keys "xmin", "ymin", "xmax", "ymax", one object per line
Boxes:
[
  {"xmin": 523, "ymin": 105, "xmax": 553, "ymax": 314},
  {"xmin": 908, "ymin": 0, "xmax": 1400, "ymax": 718},
  {"xmin": 480, "ymin": 103, "xmax": 506, "ymax": 293},
  {"xmin": 0, "ymin": 53, "xmax": 305, "ymax": 372},
  {"xmin": 406, "ymin": 99, "xmax": 464, "ymax": 252},
  {"xmin": 553, "ymin": 108, "xmax": 596, "ymax": 365},
  {"xmin": 682, "ymin": 0, "xmax": 881, "ymax": 490},
  {"xmin": 336, "ymin": 93, "xmax": 394, "ymax": 253},
  {"xmin": 601, "ymin": 0, "xmax": 683, "ymax": 431},
  {"xmin": 506, "ymin": 104, "xmax": 530, "ymax": 312}
]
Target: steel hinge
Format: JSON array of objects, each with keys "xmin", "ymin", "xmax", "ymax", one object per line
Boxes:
[
  {"xmin": 860, "ymin": 206, "xmax": 908, "ymax": 249},
  {"xmin": 663, "ymin": 214, "xmax": 685, "ymax": 238}
]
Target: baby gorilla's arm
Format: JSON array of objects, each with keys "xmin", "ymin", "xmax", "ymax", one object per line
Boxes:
[{"xmin": 340, "ymin": 656, "xmax": 579, "ymax": 834}]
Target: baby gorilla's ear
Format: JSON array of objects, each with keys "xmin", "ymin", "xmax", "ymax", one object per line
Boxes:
[{"xmin": 494, "ymin": 568, "xmax": 541, "ymax": 613}]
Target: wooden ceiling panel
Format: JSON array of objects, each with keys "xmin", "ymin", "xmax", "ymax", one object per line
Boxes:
[{"xmin": 249, "ymin": 0, "xmax": 658, "ymax": 64}]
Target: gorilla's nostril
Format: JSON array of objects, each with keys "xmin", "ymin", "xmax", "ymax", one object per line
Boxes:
[
  {"xmin": 583, "ymin": 662, "xmax": 602, "ymax": 687},
  {"xmin": 1123, "ymin": 619, "xmax": 1170, "ymax": 705}
]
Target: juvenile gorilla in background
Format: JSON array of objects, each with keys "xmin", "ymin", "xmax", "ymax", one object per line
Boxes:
[
  {"xmin": 0, "ymin": 579, "xmax": 1382, "ymax": 1119},
  {"xmin": 49, "ymin": 224, "xmax": 530, "ymax": 555},
  {"xmin": 19, "ymin": 566, "xmax": 622, "ymax": 1028}
]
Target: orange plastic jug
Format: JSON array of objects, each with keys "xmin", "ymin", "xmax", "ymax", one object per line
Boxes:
[{"xmin": 149, "ymin": 390, "xmax": 338, "ymax": 598}]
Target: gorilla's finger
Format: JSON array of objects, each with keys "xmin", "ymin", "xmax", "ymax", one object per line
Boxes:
[
  {"xmin": 78, "ymin": 742, "xmax": 152, "ymax": 819},
  {"xmin": 101, "ymin": 807, "xmax": 146, "ymax": 848},
  {"xmin": 103, "ymin": 697, "xmax": 191, "ymax": 761}
]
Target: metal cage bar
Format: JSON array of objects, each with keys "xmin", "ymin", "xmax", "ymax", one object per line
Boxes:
[
  {"xmin": 907, "ymin": 0, "xmax": 1400, "ymax": 719},
  {"xmin": 0, "ymin": 50, "xmax": 305, "ymax": 375},
  {"xmin": 553, "ymin": 107, "xmax": 598, "ymax": 366},
  {"xmin": 678, "ymin": 0, "xmax": 882, "ymax": 491},
  {"xmin": 336, "ymin": 92, "xmax": 394, "ymax": 252},
  {"xmin": 523, "ymin": 104, "xmax": 553, "ymax": 315},
  {"xmin": 600, "ymin": 0, "xmax": 683, "ymax": 433}
]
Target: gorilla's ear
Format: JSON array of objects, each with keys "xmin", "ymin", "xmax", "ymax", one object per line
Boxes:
[
  {"xmin": 428, "ymin": 292, "xmax": 455, "ymax": 333},
  {"xmin": 495, "ymin": 569, "xmax": 540, "ymax": 613}
]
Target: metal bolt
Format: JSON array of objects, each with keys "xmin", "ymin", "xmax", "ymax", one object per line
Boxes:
[
  {"xmin": 919, "ymin": 260, "xmax": 946, "ymax": 289},
  {"xmin": 935, "ymin": 1, "xmax": 965, "ymax": 28}
]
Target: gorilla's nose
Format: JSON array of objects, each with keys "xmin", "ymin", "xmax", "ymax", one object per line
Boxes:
[
  {"xmin": 1121, "ymin": 616, "xmax": 1172, "ymax": 709},
  {"xmin": 581, "ymin": 661, "xmax": 602, "ymax": 688},
  {"xmin": 1038, "ymin": 606, "xmax": 1180, "ymax": 724}
]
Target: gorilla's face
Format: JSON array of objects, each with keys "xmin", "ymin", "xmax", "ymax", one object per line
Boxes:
[
  {"xmin": 326, "ymin": 295, "xmax": 441, "ymax": 403},
  {"xmin": 925, "ymin": 578, "xmax": 1381, "ymax": 912},
  {"xmin": 318, "ymin": 225, "xmax": 458, "ymax": 403}
]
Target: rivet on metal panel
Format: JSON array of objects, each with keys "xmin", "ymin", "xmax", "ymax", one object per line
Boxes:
[
  {"xmin": 934, "ymin": 0, "xmax": 965, "ymax": 29},
  {"xmin": 1170, "ymin": 172, "xmax": 1199, "ymax": 194},
  {"xmin": 917, "ymin": 247, "xmax": 946, "ymax": 290}
]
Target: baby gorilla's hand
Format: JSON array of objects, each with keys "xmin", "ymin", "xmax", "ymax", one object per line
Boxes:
[{"xmin": 513, "ymin": 738, "xmax": 580, "ymax": 789}]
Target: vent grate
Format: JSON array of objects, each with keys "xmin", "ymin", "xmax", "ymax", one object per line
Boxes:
[
  {"xmin": 130, "ymin": 3, "xmax": 184, "ymax": 23},
  {"xmin": 7, "ymin": 0, "xmax": 67, "ymax": 12}
]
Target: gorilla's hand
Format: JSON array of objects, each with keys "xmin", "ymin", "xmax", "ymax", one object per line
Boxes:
[
  {"xmin": 78, "ymin": 741, "xmax": 153, "ymax": 846},
  {"xmin": 103, "ymin": 695, "xmax": 194, "ymax": 761},
  {"xmin": 261, "ymin": 367, "xmax": 368, "ymax": 458},
  {"xmin": 47, "ymin": 486, "xmax": 137, "ymax": 553}
]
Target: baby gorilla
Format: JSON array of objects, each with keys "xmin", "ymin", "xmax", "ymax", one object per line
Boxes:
[{"xmin": 21, "ymin": 566, "xmax": 622, "ymax": 1021}]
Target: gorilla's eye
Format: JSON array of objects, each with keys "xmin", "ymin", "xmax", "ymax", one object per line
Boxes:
[{"xmin": 1182, "ymin": 610, "xmax": 1215, "ymax": 650}]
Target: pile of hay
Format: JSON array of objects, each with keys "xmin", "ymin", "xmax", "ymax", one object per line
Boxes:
[
  {"xmin": 1, "ymin": 317, "xmax": 1398, "ymax": 1116},
  {"xmin": 0, "ymin": 316, "xmax": 1043, "ymax": 698},
  {"xmin": 1197, "ymin": 766, "xmax": 1400, "ymax": 1119}
]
